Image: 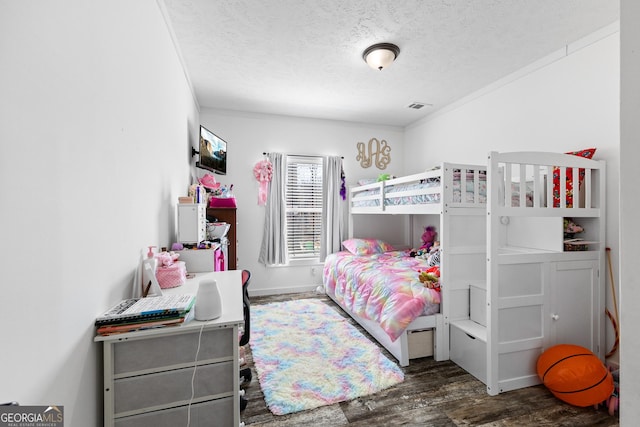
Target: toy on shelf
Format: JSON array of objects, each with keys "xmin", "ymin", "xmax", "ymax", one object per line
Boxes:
[
  {"xmin": 563, "ymin": 218, "xmax": 590, "ymax": 251},
  {"xmin": 564, "ymin": 218, "xmax": 584, "ymax": 238}
]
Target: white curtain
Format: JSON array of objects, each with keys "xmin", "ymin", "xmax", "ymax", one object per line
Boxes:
[
  {"xmin": 319, "ymin": 156, "xmax": 346, "ymax": 261},
  {"xmin": 258, "ymin": 153, "xmax": 286, "ymax": 265}
]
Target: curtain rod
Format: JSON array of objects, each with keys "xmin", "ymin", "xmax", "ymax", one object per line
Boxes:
[{"xmin": 263, "ymin": 152, "xmax": 343, "ymax": 159}]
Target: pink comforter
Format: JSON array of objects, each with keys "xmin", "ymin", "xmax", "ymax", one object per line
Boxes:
[{"xmin": 323, "ymin": 251, "xmax": 441, "ymax": 342}]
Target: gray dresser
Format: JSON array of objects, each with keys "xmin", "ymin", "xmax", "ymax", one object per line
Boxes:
[{"xmin": 95, "ymin": 270, "xmax": 244, "ymax": 427}]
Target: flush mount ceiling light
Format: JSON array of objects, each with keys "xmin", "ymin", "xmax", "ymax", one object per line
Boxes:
[{"xmin": 362, "ymin": 43, "xmax": 400, "ymax": 71}]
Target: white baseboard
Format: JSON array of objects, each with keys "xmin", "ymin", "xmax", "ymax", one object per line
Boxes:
[{"xmin": 249, "ymin": 284, "xmax": 321, "ymax": 297}]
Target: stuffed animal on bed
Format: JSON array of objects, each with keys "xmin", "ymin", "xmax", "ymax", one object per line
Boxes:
[
  {"xmin": 410, "ymin": 226, "xmax": 437, "ymax": 257},
  {"xmin": 420, "ymin": 226, "xmax": 437, "ymax": 252},
  {"xmin": 418, "ymin": 266, "xmax": 441, "ymax": 291},
  {"xmin": 426, "ymin": 241, "xmax": 441, "ymax": 267}
]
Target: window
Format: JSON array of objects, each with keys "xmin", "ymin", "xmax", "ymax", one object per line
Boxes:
[
  {"xmin": 285, "ymin": 155, "xmax": 323, "ymax": 261},
  {"xmin": 258, "ymin": 152, "xmax": 343, "ymax": 267}
]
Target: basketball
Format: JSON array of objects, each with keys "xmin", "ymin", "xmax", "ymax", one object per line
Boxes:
[{"xmin": 537, "ymin": 344, "xmax": 614, "ymax": 407}]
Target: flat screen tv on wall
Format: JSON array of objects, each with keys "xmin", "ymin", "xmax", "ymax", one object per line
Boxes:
[{"xmin": 197, "ymin": 125, "xmax": 227, "ymax": 175}]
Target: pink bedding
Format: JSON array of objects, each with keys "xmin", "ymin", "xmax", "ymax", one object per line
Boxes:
[{"xmin": 323, "ymin": 250, "xmax": 441, "ymax": 342}]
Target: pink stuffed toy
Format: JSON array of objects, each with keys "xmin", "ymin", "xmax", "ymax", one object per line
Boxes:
[
  {"xmin": 156, "ymin": 251, "xmax": 180, "ymax": 267},
  {"xmin": 410, "ymin": 226, "xmax": 437, "ymax": 258},
  {"xmin": 419, "ymin": 226, "xmax": 437, "ymax": 252}
]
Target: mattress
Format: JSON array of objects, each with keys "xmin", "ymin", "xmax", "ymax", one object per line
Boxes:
[
  {"xmin": 323, "ymin": 250, "xmax": 441, "ymax": 341},
  {"xmin": 352, "ymin": 175, "xmax": 486, "ymax": 207}
]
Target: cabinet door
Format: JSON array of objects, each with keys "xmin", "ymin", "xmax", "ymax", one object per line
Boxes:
[{"xmin": 549, "ymin": 259, "xmax": 600, "ymax": 353}]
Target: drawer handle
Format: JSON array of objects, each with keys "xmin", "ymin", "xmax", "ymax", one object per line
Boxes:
[
  {"xmin": 551, "ymin": 314, "xmax": 560, "ymax": 321},
  {"xmin": 465, "ymin": 333, "xmax": 476, "ymax": 340}
]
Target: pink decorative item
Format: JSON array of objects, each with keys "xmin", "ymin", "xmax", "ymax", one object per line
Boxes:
[
  {"xmin": 199, "ymin": 173, "xmax": 221, "ymax": 190},
  {"xmin": 155, "ymin": 252, "xmax": 186, "ymax": 288},
  {"xmin": 253, "ymin": 159, "xmax": 273, "ymax": 206},
  {"xmin": 155, "ymin": 261, "xmax": 186, "ymax": 288},
  {"xmin": 209, "ymin": 197, "xmax": 237, "ymax": 208},
  {"xmin": 215, "ymin": 249, "xmax": 225, "ymax": 271},
  {"xmin": 156, "ymin": 251, "xmax": 180, "ymax": 267}
]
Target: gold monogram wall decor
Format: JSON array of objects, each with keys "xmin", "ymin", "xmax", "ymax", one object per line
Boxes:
[{"xmin": 356, "ymin": 138, "xmax": 391, "ymax": 170}]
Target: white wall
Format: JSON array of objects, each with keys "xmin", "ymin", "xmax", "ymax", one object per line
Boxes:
[
  {"xmin": 405, "ymin": 28, "xmax": 619, "ymax": 166},
  {"xmin": 196, "ymin": 109, "xmax": 404, "ymax": 295},
  {"xmin": 0, "ymin": 2, "xmax": 630, "ymax": 423},
  {"xmin": 620, "ymin": 0, "xmax": 639, "ymax": 422},
  {"xmin": 404, "ymin": 27, "xmax": 620, "ymax": 365},
  {"xmin": 0, "ymin": 1, "xmax": 198, "ymax": 425}
]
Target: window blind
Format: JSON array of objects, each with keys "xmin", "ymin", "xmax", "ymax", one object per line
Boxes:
[{"xmin": 285, "ymin": 155, "xmax": 323, "ymax": 260}]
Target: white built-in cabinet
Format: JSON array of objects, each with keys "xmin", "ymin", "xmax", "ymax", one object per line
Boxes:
[
  {"xmin": 548, "ymin": 259, "xmax": 600, "ymax": 351},
  {"xmin": 450, "ymin": 151, "xmax": 606, "ymax": 396}
]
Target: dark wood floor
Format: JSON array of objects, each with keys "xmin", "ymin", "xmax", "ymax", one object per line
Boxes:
[{"xmin": 240, "ymin": 292, "xmax": 619, "ymax": 426}]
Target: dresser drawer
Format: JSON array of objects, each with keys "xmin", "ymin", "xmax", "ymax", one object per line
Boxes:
[
  {"xmin": 114, "ymin": 328, "xmax": 234, "ymax": 375},
  {"xmin": 115, "ymin": 397, "xmax": 234, "ymax": 427},
  {"xmin": 114, "ymin": 361, "xmax": 233, "ymax": 415}
]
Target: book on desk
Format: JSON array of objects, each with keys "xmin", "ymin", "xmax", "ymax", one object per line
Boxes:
[{"xmin": 95, "ymin": 294, "xmax": 196, "ymax": 335}]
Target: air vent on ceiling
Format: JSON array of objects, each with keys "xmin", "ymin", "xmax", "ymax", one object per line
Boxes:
[{"xmin": 407, "ymin": 102, "xmax": 432, "ymax": 110}]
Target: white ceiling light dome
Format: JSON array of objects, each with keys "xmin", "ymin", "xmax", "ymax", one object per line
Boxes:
[{"xmin": 363, "ymin": 43, "xmax": 400, "ymax": 71}]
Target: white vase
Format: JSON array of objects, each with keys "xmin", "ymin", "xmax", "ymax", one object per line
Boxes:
[{"xmin": 195, "ymin": 279, "xmax": 222, "ymax": 320}]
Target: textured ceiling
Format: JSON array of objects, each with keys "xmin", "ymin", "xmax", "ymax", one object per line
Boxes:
[{"xmin": 161, "ymin": 0, "xmax": 619, "ymax": 127}]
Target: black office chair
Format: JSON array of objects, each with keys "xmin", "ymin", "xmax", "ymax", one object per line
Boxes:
[
  {"xmin": 240, "ymin": 269, "xmax": 251, "ymax": 346},
  {"xmin": 239, "ymin": 270, "xmax": 252, "ymax": 411}
]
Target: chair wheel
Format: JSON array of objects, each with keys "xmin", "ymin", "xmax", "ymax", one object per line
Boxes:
[{"xmin": 240, "ymin": 367, "xmax": 252, "ymax": 384}]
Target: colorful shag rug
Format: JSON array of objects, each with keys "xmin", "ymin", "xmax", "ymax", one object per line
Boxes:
[{"xmin": 250, "ymin": 298, "xmax": 404, "ymax": 415}]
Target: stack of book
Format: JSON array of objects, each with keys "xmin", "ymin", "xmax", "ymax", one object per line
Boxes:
[{"xmin": 95, "ymin": 294, "xmax": 196, "ymax": 336}]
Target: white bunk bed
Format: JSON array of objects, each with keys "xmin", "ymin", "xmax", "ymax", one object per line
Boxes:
[
  {"xmin": 323, "ymin": 163, "xmax": 487, "ymax": 367},
  {"xmin": 450, "ymin": 151, "xmax": 606, "ymax": 396}
]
